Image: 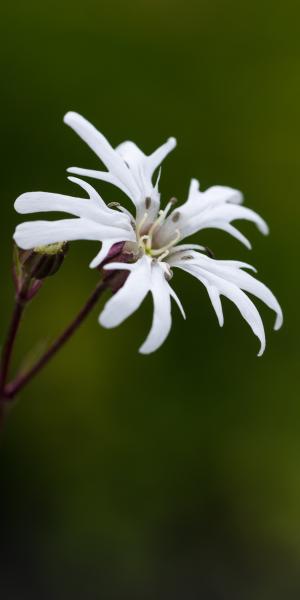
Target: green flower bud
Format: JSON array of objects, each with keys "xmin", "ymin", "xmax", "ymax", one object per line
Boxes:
[
  {"xmin": 14, "ymin": 242, "xmax": 69, "ymax": 292},
  {"xmin": 24, "ymin": 242, "xmax": 69, "ymax": 280}
]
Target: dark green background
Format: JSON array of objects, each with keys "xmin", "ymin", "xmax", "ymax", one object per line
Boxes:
[{"xmin": 0, "ymin": 1, "xmax": 299, "ymax": 598}]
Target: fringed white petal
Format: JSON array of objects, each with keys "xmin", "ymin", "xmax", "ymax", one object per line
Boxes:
[
  {"xmin": 206, "ymin": 285, "xmax": 224, "ymax": 326},
  {"xmin": 89, "ymin": 239, "xmax": 131, "ymax": 269},
  {"xmin": 167, "ymin": 284, "xmax": 186, "ymax": 319},
  {"xmin": 116, "ymin": 137, "xmax": 176, "ymax": 184},
  {"xmin": 64, "ymin": 112, "xmax": 139, "ymax": 201},
  {"xmin": 99, "ymin": 256, "xmax": 151, "ymax": 328},
  {"xmin": 157, "ymin": 179, "xmax": 268, "ymax": 247},
  {"xmin": 113, "ymin": 136, "xmax": 176, "ymax": 225},
  {"xmin": 64, "ymin": 111, "xmax": 176, "ymax": 221},
  {"xmin": 67, "ymin": 176, "xmax": 108, "ymax": 208},
  {"xmin": 14, "ymin": 219, "xmax": 134, "ymax": 250},
  {"xmin": 115, "ymin": 140, "xmax": 161, "ymax": 221},
  {"xmin": 146, "ymin": 137, "xmax": 177, "ymax": 176},
  {"xmin": 14, "ymin": 174, "xmax": 135, "ymax": 254},
  {"xmin": 102, "ymin": 261, "xmax": 137, "ymax": 272},
  {"xmin": 168, "ymin": 251, "xmax": 283, "ymax": 355},
  {"xmin": 14, "ymin": 190, "xmax": 130, "ymax": 229},
  {"xmin": 100, "ymin": 257, "xmax": 183, "ymax": 353},
  {"xmin": 205, "ymin": 222, "xmax": 252, "ymax": 249},
  {"xmin": 89, "ymin": 242, "xmax": 112, "ymax": 269},
  {"xmin": 67, "ymin": 168, "xmax": 131, "ymax": 198},
  {"xmin": 139, "ymin": 263, "xmax": 172, "ymax": 354},
  {"xmin": 168, "ymin": 243, "xmax": 207, "ymax": 256},
  {"xmin": 187, "ymin": 180, "xmax": 243, "ymax": 207}
]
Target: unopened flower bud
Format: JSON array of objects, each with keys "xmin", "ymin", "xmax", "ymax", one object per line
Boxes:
[
  {"xmin": 13, "ymin": 242, "xmax": 69, "ymax": 299},
  {"xmin": 20, "ymin": 242, "xmax": 69, "ymax": 280}
]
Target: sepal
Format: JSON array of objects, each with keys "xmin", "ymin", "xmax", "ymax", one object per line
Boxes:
[
  {"xmin": 13, "ymin": 242, "xmax": 68, "ymax": 299},
  {"xmin": 98, "ymin": 241, "xmax": 135, "ymax": 293}
]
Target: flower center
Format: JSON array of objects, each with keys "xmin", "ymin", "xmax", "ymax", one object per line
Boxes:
[{"xmin": 136, "ymin": 199, "xmax": 180, "ymax": 261}]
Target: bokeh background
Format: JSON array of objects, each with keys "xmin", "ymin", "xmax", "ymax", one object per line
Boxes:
[{"xmin": 0, "ymin": 1, "xmax": 299, "ymax": 598}]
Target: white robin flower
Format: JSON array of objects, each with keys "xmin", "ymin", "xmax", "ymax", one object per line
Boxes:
[{"xmin": 14, "ymin": 112, "xmax": 283, "ymax": 355}]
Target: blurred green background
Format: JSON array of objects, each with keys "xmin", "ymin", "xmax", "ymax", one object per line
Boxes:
[{"xmin": 0, "ymin": 1, "xmax": 299, "ymax": 598}]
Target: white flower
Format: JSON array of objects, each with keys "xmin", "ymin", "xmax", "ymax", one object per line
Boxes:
[{"xmin": 14, "ymin": 112, "xmax": 283, "ymax": 355}]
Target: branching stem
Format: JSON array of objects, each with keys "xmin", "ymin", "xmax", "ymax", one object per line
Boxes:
[
  {"xmin": 0, "ymin": 276, "xmax": 31, "ymax": 396},
  {"xmin": 0, "ymin": 274, "xmax": 115, "ymax": 403}
]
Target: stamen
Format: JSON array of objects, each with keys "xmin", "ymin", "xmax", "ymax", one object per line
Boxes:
[
  {"xmin": 157, "ymin": 250, "xmax": 170, "ymax": 262},
  {"xmin": 147, "ymin": 199, "xmax": 177, "ymax": 246},
  {"xmin": 108, "ymin": 202, "xmax": 121, "ymax": 208},
  {"xmin": 137, "ymin": 198, "xmax": 181, "ymax": 261},
  {"xmin": 139, "ymin": 234, "xmax": 150, "ymax": 244},
  {"xmin": 146, "ymin": 211, "xmax": 164, "ymax": 249},
  {"xmin": 116, "ymin": 205, "xmax": 134, "ymax": 217},
  {"xmin": 151, "ymin": 229, "xmax": 181, "ymax": 256},
  {"xmin": 137, "ymin": 212, "xmax": 149, "ymax": 235},
  {"xmin": 172, "ymin": 211, "xmax": 180, "ymax": 223},
  {"xmin": 161, "ymin": 198, "xmax": 178, "ymax": 220}
]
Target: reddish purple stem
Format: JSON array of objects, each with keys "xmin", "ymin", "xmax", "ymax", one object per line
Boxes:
[
  {"xmin": 3, "ymin": 275, "xmax": 114, "ymax": 401},
  {"xmin": 0, "ymin": 279, "xmax": 30, "ymax": 395}
]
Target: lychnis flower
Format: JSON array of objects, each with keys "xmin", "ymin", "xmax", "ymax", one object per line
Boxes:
[{"xmin": 14, "ymin": 112, "xmax": 282, "ymax": 354}]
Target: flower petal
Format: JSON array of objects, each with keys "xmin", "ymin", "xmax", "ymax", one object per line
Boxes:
[
  {"xmin": 146, "ymin": 137, "xmax": 177, "ymax": 176},
  {"xmin": 206, "ymin": 285, "xmax": 224, "ymax": 326},
  {"xmin": 14, "ymin": 176, "xmax": 132, "ymax": 233},
  {"xmin": 139, "ymin": 263, "xmax": 172, "ymax": 354},
  {"xmin": 64, "ymin": 112, "xmax": 176, "ymax": 223},
  {"xmin": 64, "ymin": 112, "xmax": 139, "ymax": 200},
  {"xmin": 100, "ymin": 258, "xmax": 181, "ymax": 353},
  {"xmin": 115, "ymin": 140, "xmax": 161, "ymax": 220},
  {"xmin": 188, "ymin": 179, "xmax": 244, "ymax": 206},
  {"xmin": 167, "ymin": 284, "xmax": 186, "ymax": 319},
  {"xmin": 67, "ymin": 168, "xmax": 131, "ymax": 197},
  {"xmin": 188, "ymin": 253, "xmax": 283, "ymax": 331},
  {"xmin": 14, "ymin": 191, "xmax": 128, "ymax": 229},
  {"xmin": 157, "ymin": 179, "xmax": 268, "ymax": 248},
  {"xmin": 99, "ymin": 256, "xmax": 151, "ymax": 328},
  {"xmin": 117, "ymin": 137, "xmax": 176, "ymax": 181},
  {"xmin": 89, "ymin": 239, "xmax": 130, "ymax": 269},
  {"xmin": 14, "ymin": 218, "xmax": 133, "ymax": 250},
  {"xmin": 169, "ymin": 252, "xmax": 282, "ymax": 355},
  {"xmin": 114, "ymin": 137, "xmax": 176, "ymax": 224}
]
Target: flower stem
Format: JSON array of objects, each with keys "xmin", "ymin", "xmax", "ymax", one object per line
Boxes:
[
  {"xmin": 0, "ymin": 277, "xmax": 31, "ymax": 396},
  {"xmin": 2, "ymin": 275, "xmax": 114, "ymax": 401}
]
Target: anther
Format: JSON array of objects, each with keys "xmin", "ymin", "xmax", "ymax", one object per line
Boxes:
[
  {"xmin": 108, "ymin": 202, "xmax": 121, "ymax": 208},
  {"xmin": 145, "ymin": 197, "xmax": 152, "ymax": 210},
  {"xmin": 172, "ymin": 211, "xmax": 180, "ymax": 223}
]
